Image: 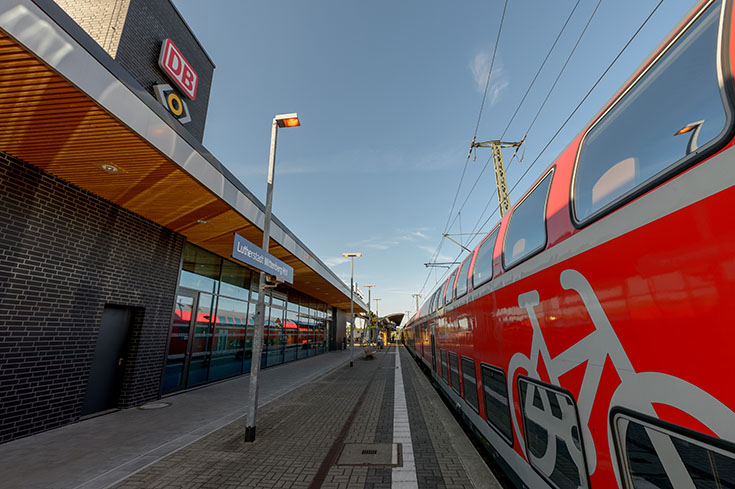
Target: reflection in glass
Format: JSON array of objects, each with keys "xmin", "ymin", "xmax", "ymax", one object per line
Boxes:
[
  {"xmin": 209, "ymin": 297, "xmax": 249, "ymax": 381},
  {"xmin": 220, "ymin": 260, "xmax": 250, "ymax": 301},
  {"xmin": 481, "ymin": 365, "xmax": 513, "ymax": 443},
  {"xmin": 503, "ymin": 172, "xmax": 553, "ymax": 270},
  {"xmin": 298, "ymin": 314, "xmax": 310, "ymax": 359},
  {"xmin": 519, "ymin": 380, "xmax": 588, "ymax": 489},
  {"xmin": 167, "ymin": 243, "xmax": 333, "ymax": 391},
  {"xmin": 180, "ymin": 245, "xmax": 221, "ymax": 293},
  {"xmin": 163, "ymin": 294, "xmax": 194, "ymax": 393},
  {"xmin": 187, "ymin": 293, "xmax": 215, "ymax": 387},
  {"xmin": 284, "ymin": 307, "xmax": 299, "ymax": 362},
  {"xmin": 574, "ymin": 1, "xmax": 726, "ymax": 223},
  {"xmin": 472, "ymin": 229, "xmax": 499, "ymax": 288},
  {"xmin": 617, "ymin": 416, "xmax": 735, "ymax": 489},
  {"xmin": 265, "ymin": 300, "xmax": 284, "ymax": 367}
]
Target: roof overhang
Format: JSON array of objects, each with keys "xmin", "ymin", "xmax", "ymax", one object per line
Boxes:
[{"xmin": 0, "ymin": 0, "xmax": 366, "ymax": 313}]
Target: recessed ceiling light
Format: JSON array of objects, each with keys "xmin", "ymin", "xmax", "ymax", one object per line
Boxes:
[
  {"xmin": 100, "ymin": 163, "xmax": 121, "ymax": 173},
  {"xmin": 196, "ymin": 219, "xmax": 208, "ymax": 224}
]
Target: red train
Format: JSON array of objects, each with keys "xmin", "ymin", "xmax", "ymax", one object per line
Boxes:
[{"xmin": 404, "ymin": 1, "xmax": 735, "ymax": 487}]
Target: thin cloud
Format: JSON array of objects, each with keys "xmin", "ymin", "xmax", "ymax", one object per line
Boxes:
[
  {"xmin": 471, "ymin": 51, "xmax": 490, "ymax": 91},
  {"xmin": 235, "ymin": 142, "xmax": 465, "ymax": 179},
  {"xmin": 470, "ymin": 51, "xmax": 508, "ymax": 104},
  {"xmin": 417, "ymin": 245, "xmax": 454, "ymax": 262},
  {"xmin": 395, "ymin": 227, "xmax": 432, "ymax": 242},
  {"xmin": 324, "ymin": 256, "xmax": 350, "ymax": 268},
  {"xmin": 365, "ymin": 243, "xmax": 391, "ymax": 250}
]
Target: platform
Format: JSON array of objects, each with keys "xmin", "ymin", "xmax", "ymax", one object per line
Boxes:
[{"xmin": 0, "ymin": 346, "xmax": 502, "ymax": 489}]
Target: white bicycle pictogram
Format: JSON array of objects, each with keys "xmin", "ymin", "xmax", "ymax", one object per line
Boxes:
[{"xmin": 507, "ymin": 269, "xmax": 735, "ymax": 488}]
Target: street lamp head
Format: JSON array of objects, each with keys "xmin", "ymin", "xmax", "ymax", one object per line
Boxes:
[
  {"xmin": 364, "ymin": 284, "xmax": 375, "ymax": 288},
  {"xmin": 342, "ymin": 252, "xmax": 362, "ymax": 257},
  {"xmin": 275, "ymin": 113, "xmax": 300, "ymax": 128}
]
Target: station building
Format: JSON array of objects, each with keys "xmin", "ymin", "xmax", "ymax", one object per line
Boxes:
[{"xmin": 0, "ymin": 0, "xmax": 367, "ymax": 444}]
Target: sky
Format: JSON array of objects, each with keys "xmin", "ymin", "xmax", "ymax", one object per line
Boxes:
[{"xmin": 172, "ymin": 0, "xmax": 700, "ymax": 321}]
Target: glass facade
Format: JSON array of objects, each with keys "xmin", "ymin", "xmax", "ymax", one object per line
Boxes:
[{"xmin": 162, "ymin": 243, "xmax": 332, "ymax": 394}]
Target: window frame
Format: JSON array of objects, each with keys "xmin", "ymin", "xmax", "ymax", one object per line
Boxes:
[
  {"xmin": 611, "ymin": 407, "xmax": 735, "ymax": 489},
  {"xmin": 472, "ymin": 226, "xmax": 500, "ymax": 289},
  {"xmin": 455, "ymin": 256, "xmax": 472, "ymax": 299},
  {"xmin": 460, "ymin": 356, "xmax": 479, "ymax": 413},
  {"xmin": 444, "ymin": 269, "xmax": 458, "ymax": 307},
  {"xmin": 448, "ymin": 351, "xmax": 461, "ymax": 395},
  {"xmin": 570, "ymin": 0, "xmax": 735, "ymax": 228},
  {"xmin": 502, "ymin": 168, "xmax": 555, "ymax": 271},
  {"xmin": 480, "ymin": 363, "xmax": 514, "ymax": 447},
  {"xmin": 439, "ymin": 348, "xmax": 448, "ymax": 383},
  {"xmin": 517, "ymin": 375, "xmax": 590, "ymax": 489}
]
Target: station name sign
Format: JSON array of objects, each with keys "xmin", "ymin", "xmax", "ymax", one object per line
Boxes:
[
  {"xmin": 232, "ymin": 233, "xmax": 294, "ymax": 284},
  {"xmin": 158, "ymin": 38, "xmax": 198, "ymax": 100}
]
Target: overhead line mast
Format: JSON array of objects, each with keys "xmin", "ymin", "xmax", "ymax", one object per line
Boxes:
[{"xmin": 469, "ymin": 137, "xmax": 524, "ymax": 217}]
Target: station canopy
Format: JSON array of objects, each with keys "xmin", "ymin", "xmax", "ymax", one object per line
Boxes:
[{"xmin": 0, "ymin": 1, "xmax": 366, "ymax": 313}]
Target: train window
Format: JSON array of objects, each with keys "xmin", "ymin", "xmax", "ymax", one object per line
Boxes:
[
  {"xmin": 444, "ymin": 269, "xmax": 458, "ymax": 306},
  {"xmin": 449, "ymin": 352, "xmax": 460, "ymax": 395},
  {"xmin": 439, "ymin": 348, "xmax": 447, "ymax": 381},
  {"xmin": 518, "ymin": 378, "xmax": 589, "ymax": 489},
  {"xmin": 472, "ymin": 228, "xmax": 499, "ymax": 288},
  {"xmin": 503, "ymin": 171, "xmax": 554, "ymax": 270},
  {"xmin": 573, "ymin": 0, "xmax": 729, "ymax": 226},
  {"xmin": 455, "ymin": 257, "xmax": 471, "ymax": 298},
  {"xmin": 613, "ymin": 412, "xmax": 735, "ymax": 489},
  {"xmin": 481, "ymin": 364, "xmax": 513, "ymax": 445},
  {"xmin": 461, "ymin": 356, "xmax": 479, "ymax": 412}
]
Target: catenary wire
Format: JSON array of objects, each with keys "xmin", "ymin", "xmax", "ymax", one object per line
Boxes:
[
  {"xmin": 463, "ymin": 0, "xmax": 667, "ymax": 251},
  {"xmin": 420, "ymin": 0, "xmax": 665, "ymax": 300},
  {"xmin": 419, "ymin": 0, "xmax": 510, "ymax": 297},
  {"xmin": 440, "ymin": 0, "xmax": 588, "ymax": 247},
  {"xmin": 499, "ymin": 0, "xmax": 583, "ymax": 140},
  {"xmin": 422, "ymin": 0, "xmax": 669, "ymax": 301},
  {"xmin": 456, "ymin": 0, "xmax": 605, "ymax": 248}
]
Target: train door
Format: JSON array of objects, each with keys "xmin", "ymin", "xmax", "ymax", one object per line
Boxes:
[{"xmin": 430, "ymin": 323, "xmax": 437, "ymax": 373}]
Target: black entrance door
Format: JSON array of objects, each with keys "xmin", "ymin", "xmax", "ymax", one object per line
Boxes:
[{"xmin": 81, "ymin": 306, "xmax": 133, "ymax": 416}]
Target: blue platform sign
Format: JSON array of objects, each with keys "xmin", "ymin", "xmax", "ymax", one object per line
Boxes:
[{"xmin": 232, "ymin": 233, "xmax": 294, "ymax": 284}]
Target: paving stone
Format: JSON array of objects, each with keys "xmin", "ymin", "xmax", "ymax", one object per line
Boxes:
[{"xmin": 106, "ymin": 346, "xmax": 498, "ymax": 489}]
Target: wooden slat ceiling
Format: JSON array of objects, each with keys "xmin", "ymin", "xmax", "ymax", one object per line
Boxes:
[{"xmin": 0, "ymin": 31, "xmax": 361, "ymax": 312}]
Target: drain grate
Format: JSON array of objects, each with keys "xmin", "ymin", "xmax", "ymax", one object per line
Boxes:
[{"xmin": 337, "ymin": 443, "xmax": 400, "ymax": 466}]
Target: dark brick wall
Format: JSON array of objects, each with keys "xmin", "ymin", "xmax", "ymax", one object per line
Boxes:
[
  {"xmin": 114, "ymin": 0, "xmax": 214, "ymax": 142},
  {"xmin": 0, "ymin": 153, "xmax": 185, "ymax": 444}
]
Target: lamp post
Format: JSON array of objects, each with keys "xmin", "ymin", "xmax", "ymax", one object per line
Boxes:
[
  {"xmin": 245, "ymin": 113, "xmax": 300, "ymax": 443},
  {"xmin": 373, "ymin": 298, "xmax": 382, "ymax": 345},
  {"xmin": 342, "ymin": 252, "xmax": 361, "ymax": 367},
  {"xmin": 364, "ymin": 284, "xmax": 375, "ymax": 342}
]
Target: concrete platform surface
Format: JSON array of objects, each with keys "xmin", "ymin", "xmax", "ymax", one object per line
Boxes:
[
  {"xmin": 0, "ymin": 349, "xmax": 354, "ymax": 489},
  {"xmin": 0, "ymin": 346, "xmax": 502, "ymax": 489}
]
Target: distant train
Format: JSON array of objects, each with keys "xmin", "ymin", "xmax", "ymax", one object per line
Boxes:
[{"xmin": 404, "ymin": 1, "xmax": 735, "ymax": 487}]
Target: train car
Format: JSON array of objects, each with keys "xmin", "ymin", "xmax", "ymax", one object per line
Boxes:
[{"xmin": 404, "ymin": 0, "xmax": 735, "ymax": 487}]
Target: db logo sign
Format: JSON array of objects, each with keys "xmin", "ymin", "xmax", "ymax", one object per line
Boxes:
[
  {"xmin": 153, "ymin": 84, "xmax": 191, "ymax": 124},
  {"xmin": 158, "ymin": 38, "xmax": 198, "ymax": 100}
]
